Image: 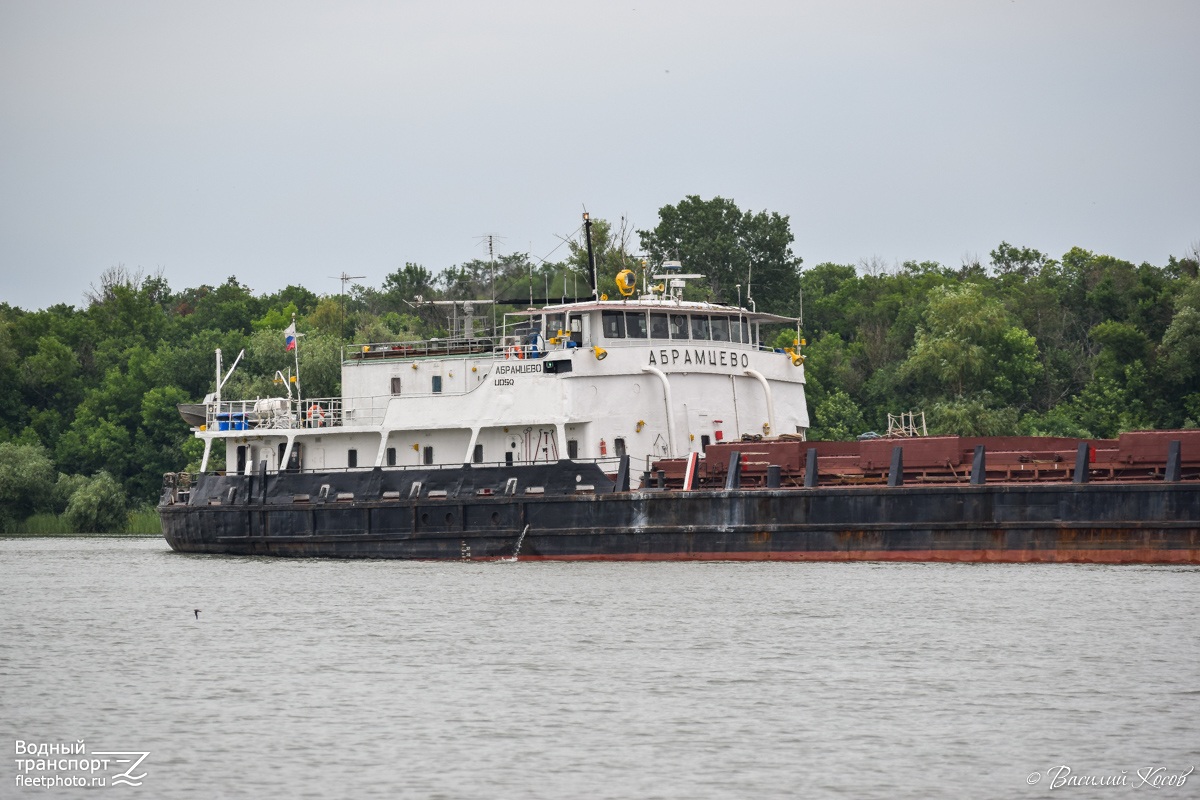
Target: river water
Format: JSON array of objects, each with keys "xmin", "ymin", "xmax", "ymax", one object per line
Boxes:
[{"xmin": 1, "ymin": 538, "xmax": 1197, "ymax": 799}]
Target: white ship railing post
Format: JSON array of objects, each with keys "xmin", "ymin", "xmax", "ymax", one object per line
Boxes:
[
  {"xmin": 280, "ymin": 436, "xmax": 295, "ymax": 474},
  {"xmin": 200, "ymin": 437, "xmax": 213, "ymax": 474},
  {"xmin": 464, "ymin": 426, "xmax": 482, "ymax": 465},
  {"xmin": 743, "ymin": 368, "xmax": 777, "ymax": 437},
  {"xmin": 641, "ymin": 366, "xmax": 677, "ymax": 458}
]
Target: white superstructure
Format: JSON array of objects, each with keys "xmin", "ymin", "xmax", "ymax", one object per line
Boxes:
[{"xmin": 192, "ymin": 271, "xmax": 809, "ymax": 483}]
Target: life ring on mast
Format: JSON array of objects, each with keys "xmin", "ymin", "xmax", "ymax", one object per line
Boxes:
[{"xmin": 307, "ymin": 404, "xmax": 326, "ymax": 426}]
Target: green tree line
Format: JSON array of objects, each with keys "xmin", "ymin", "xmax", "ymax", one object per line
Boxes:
[{"xmin": 1, "ymin": 195, "xmax": 1197, "ymax": 530}]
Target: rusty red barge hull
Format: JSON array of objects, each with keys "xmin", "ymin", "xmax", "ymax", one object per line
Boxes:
[{"xmin": 159, "ymin": 432, "xmax": 1200, "ymax": 563}]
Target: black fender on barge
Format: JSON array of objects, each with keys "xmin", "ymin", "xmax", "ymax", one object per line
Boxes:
[{"xmin": 158, "ymin": 460, "xmax": 1200, "ymax": 563}]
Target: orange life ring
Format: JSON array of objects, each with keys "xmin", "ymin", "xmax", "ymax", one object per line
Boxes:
[
  {"xmin": 307, "ymin": 404, "xmax": 326, "ymax": 426},
  {"xmin": 507, "ymin": 345, "xmax": 524, "ymax": 360}
]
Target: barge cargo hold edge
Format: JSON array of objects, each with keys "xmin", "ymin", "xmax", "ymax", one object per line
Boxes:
[{"xmin": 159, "ymin": 465, "xmax": 1200, "ymax": 564}]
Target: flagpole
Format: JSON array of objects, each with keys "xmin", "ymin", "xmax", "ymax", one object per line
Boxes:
[{"xmin": 292, "ymin": 313, "xmax": 302, "ymax": 404}]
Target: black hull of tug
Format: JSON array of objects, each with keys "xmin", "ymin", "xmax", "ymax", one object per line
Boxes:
[{"xmin": 159, "ymin": 464, "xmax": 1200, "ymax": 563}]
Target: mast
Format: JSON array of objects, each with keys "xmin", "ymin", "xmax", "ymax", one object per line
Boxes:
[
  {"xmin": 292, "ymin": 312, "xmax": 302, "ymax": 403},
  {"xmin": 583, "ymin": 212, "xmax": 598, "ymax": 300}
]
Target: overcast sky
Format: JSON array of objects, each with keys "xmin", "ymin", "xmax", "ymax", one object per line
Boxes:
[{"xmin": 2, "ymin": 0, "xmax": 1197, "ymax": 311}]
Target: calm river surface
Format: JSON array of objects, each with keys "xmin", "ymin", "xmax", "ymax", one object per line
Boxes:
[{"xmin": 1, "ymin": 538, "xmax": 1197, "ymax": 799}]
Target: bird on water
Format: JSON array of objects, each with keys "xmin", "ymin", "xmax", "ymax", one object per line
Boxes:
[{"xmin": 194, "ymin": 609, "xmax": 200, "ymax": 619}]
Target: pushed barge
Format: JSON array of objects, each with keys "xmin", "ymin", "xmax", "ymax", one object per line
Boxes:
[{"xmin": 160, "ymin": 432, "xmax": 1200, "ymax": 563}]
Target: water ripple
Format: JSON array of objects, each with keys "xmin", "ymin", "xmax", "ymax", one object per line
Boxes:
[{"xmin": 2, "ymin": 539, "xmax": 1197, "ymax": 799}]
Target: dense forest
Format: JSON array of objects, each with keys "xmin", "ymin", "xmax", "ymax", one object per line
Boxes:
[{"xmin": 1, "ymin": 195, "xmax": 1198, "ymax": 531}]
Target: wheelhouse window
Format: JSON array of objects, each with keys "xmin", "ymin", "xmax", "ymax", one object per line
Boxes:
[
  {"xmin": 518, "ymin": 315, "xmax": 541, "ymax": 339},
  {"xmin": 710, "ymin": 316, "xmax": 730, "ymax": 341},
  {"xmin": 625, "ymin": 311, "xmax": 648, "ymax": 338},
  {"xmin": 690, "ymin": 315, "xmax": 711, "ymax": 340},
  {"xmin": 729, "ymin": 317, "xmax": 742, "ymax": 343},
  {"xmin": 545, "ymin": 313, "xmax": 565, "ymax": 339},
  {"xmin": 650, "ymin": 313, "xmax": 670, "ymax": 339},
  {"xmin": 601, "ymin": 310, "xmax": 625, "ymax": 339},
  {"xmin": 669, "ymin": 314, "xmax": 689, "ymax": 339}
]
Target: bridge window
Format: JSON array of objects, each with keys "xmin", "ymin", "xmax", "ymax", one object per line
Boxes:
[
  {"xmin": 710, "ymin": 316, "xmax": 730, "ymax": 341},
  {"xmin": 669, "ymin": 314, "xmax": 689, "ymax": 339},
  {"xmin": 545, "ymin": 313, "xmax": 565, "ymax": 339},
  {"xmin": 737, "ymin": 319, "xmax": 751, "ymax": 345},
  {"xmin": 690, "ymin": 315, "xmax": 711, "ymax": 340},
  {"xmin": 625, "ymin": 311, "xmax": 647, "ymax": 338},
  {"xmin": 601, "ymin": 310, "xmax": 625, "ymax": 339},
  {"xmin": 650, "ymin": 313, "xmax": 670, "ymax": 339}
]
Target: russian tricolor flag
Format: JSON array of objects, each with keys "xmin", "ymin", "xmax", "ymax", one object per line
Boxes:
[{"xmin": 285, "ymin": 323, "xmax": 297, "ymax": 352}]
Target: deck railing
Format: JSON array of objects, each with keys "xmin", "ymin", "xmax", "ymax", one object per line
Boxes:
[{"xmin": 205, "ymin": 396, "xmax": 388, "ymax": 431}]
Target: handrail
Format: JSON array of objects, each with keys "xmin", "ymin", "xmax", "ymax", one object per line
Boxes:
[{"xmin": 204, "ymin": 397, "xmax": 388, "ymax": 431}]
